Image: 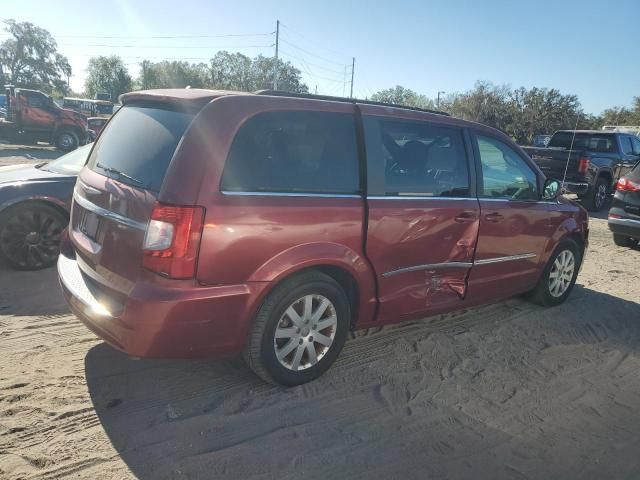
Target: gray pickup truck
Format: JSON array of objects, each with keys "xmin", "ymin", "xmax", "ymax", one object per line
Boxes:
[{"xmin": 522, "ymin": 130, "xmax": 640, "ymax": 211}]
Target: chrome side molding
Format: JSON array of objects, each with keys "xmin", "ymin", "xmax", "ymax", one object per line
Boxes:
[
  {"xmin": 382, "ymin": 253, "xmax": 537, "ymax": 277},
  {"xmin": 473, "ymin": 253, "xmax": 537, "ymax": 265},
  {"xmin": 73, "ymin": 192, "xmax": 147, "ymax": 231},
  {"xmin": 383, "ymin": 261, "xmax": 473, "ymax": 277}
]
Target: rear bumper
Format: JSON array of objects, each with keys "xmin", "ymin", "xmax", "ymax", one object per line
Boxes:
[
  {"xmin": 608, "ymin": 216, "xmax": 640, "ymax": 238},
  {"xmin": 561, "ymin": 181, "xmax": 590, "ymax": 195},
  {"xmin": 57, "ymin": 252, "xmax": 268, "ymax": 359}
]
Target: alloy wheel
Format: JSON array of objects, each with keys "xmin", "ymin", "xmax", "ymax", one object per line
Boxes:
[
  {"xmin": 0, "ymin": 209, "xmax": 64, "ymax": 269},
  {"xmin": 594, "ymin": 183, "xmax": 607, "ymax": 210},
  {"xmin": 548, "ymin": 249, "xmax": 575, "ymax": 298},
  {"xmin": 273, "ymin": 294, "xmax": 337, "ymax": 371}
]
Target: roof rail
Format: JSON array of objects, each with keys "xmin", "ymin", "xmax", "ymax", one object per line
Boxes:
[{"xmin": 254, "ymin": 90, "xmax": 449, "ymax": 116}]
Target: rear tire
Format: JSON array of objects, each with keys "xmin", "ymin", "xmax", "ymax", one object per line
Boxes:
[
  {"xmin": 530, "ymin": 239, "xmax": 582, "ymax": 307},
  {"xmin": 612, "ymin": 233, "xmax": 638, "ymax": 247},
  {"xmin": 55, "ymin": 130, "xmax": 78, "ymax": 151},
  {"xmin": 585, "ymin": 177, "xmax": 608, "ymax": 212},
  {"xmin": 243, "ymin": 271, "xmax": 350, "ymax": 386},
  {"xmin": 0, "ymin": 203, "xmax": 67, "ymax": 270}
]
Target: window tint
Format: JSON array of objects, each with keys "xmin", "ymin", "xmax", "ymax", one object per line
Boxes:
[
  {"xmin": 476, "ymin": 135, "xmax": 538, "ymax": 200},
  {"xmin": 548, "ymin": 132, "xmax": 617, "ymax": 153},
  {"xmin": 87, "ymin": 104, "xmax": 194, "ymax": 192},
  {"xmin": 632, "ymin": 137, "xmax": 640, "ymax": 155},
  {"xmin": 621, "ymin": 136, "xmax": 634, "ymax": 155},
  {"xmin": 221, "ymin": 111, "xmax": 359, "ymax": 194},
  {"xmin": 26, "ymin": 95, "xmax": 44, "ymax": 108},
  {"xmin": 363, "ymin": 117, "xmax": 469, "ymax": 197}
]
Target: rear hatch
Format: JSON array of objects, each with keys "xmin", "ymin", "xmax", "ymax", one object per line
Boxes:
[{"xmin": 70, "ymin": 102, "xmax": 197, "ymax": 300}]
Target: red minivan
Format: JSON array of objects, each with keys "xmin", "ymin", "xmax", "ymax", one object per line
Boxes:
[{"xmin": 58, "ymin": 89, "xmax": 589, "ymax": 385}]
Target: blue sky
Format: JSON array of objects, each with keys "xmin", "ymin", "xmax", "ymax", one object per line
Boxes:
[{"xmin": 3, "ymin": 0, "xmax": 638, "ymax": 113}]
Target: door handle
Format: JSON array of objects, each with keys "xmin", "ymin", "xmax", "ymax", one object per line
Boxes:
[
  {"xmin": 484, "ymin": 212, "xmax": 504, "ymax": 223},
  {"xmin": 454, "ymin": 211, "xmax": 478, "ymax": 223}
]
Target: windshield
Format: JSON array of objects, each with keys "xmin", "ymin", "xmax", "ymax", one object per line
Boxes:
[
  {"xmin": 41, "ymin": 143, "xmax": 92, "ymax": 175},
  {"xmin": 86, "ymin": 104, "xmax": 194, "ymax": 192},
  {"xmin": 548, "ymin": 132, "xmax": 617, "ymax": 153}
]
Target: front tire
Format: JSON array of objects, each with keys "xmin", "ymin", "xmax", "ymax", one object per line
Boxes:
[
  {"xmin": 530, "ymin": 239, "xmax": 582, "ymax": 307},
  {"xmin": 0, "ymin": 203, "xmax": 67, "ymax": 270},
  {"xmin": 243, "ymin": 271, "xmax": 350, "ymax": 386}
]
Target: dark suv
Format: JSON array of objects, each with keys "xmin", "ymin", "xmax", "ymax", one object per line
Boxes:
[
  {"xmin": 58, "ymin": 89, "xmax": 589, "ymax": 385},
  {"xmin": 609, "ymin": 161, "xmax": 640, "ymax": 247}
]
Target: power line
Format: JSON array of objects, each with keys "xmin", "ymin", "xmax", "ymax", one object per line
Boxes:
[
  {"xmin": 279, "ymin": 38, "xmax": 348, "ymax": 67},
  {"xmin": 0, "ymin": 32, "xmax": 274, "ymax": 39},
  {"xmin": 60, "ymin": 43, "xmax": 274, "ymax": 49},
  {"xmin": 278, "ymin": 48, "xmax": 347, "ymax": 76},
  {"xmin": 279, "ymin": 23, "xmax": 347, "ymax": 58}
]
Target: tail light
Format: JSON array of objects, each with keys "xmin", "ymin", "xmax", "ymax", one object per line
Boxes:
[
  {"xmin": 143, "ymin": 204, "xmax": 205, "ymax": 279},
  {"xmin": 616, "ymin": 177, "xmax": 640, "ymax": 192},
  {"xmin": 577, "ymin": 157, "xmax": 590, "ymax": 174}
]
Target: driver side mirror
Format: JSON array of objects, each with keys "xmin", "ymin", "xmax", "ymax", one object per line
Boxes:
[{"xmin": 542, "ymin": 178, "xmax": 561, "ymax": 200}]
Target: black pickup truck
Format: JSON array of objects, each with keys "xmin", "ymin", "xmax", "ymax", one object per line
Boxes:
[{"xmin": 522, "ymin": 130, "xmax": 640, "ymax": 211}]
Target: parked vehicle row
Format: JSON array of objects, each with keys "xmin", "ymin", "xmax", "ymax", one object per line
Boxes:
[
  {"xmin": 56, "ymin": 89, "xmax": 588, "ymax": 386},
  {"xmin": 523, "ymin": 130, "xmax": 640, "ymax": 211}
]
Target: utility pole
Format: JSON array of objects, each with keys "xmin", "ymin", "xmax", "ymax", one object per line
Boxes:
[
  {"xmin": 273, "ymin": 20, "xmax": 280, "ymax": 90},
  {"xmin": 350, "ymin": 57, "xmax": 355, "ymax": 98},
  {"xmin": 437, "ymin": 90, "xmax": 445, "ymax": 108}
]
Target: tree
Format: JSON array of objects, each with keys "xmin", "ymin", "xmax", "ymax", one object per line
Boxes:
[
  {"xmin": 138, "ymin": 60, "xmax": 208, "ymax": 89},
  {"xmin": 0, "ymin": 19, "xmax": 72, "ymax": 93},
  {"xmin": 85, "ymin": 56, "xmax": 133, "ymax": 101},
  {"xmin": 371, "ymin": 85, "xmax": 434, "ymax": 109}
]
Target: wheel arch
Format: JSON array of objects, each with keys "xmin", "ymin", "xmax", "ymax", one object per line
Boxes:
[
  {"xmin": 0, "ymin": 196, "xmax": 69, "ymax": 220},
  {"xmin": 247, "ymin": 243, "xmax": 377, "ymax": 330}
]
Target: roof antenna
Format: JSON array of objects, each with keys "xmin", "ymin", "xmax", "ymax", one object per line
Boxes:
[{"xmin": 560, "ymin": 114, "xmax": 581, "ymax": 193}]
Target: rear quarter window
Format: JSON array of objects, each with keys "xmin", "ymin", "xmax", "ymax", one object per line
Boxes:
[
  {"xmin": 87, "ymin": 104, "xmax": 194, "ymax": 192},
  {"xmin": 221, "ymin": 111, "xmax": 360, "ymax": 195}
]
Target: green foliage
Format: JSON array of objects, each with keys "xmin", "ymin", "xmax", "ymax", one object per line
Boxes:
[
  {"xmin": 370, "ymin": 85, "xmax": 435, "ymax": 109},
  {"xmin": 138, "ymin": 60, "xmax": 209, "ymax": 89},
  {"xmin": 0, "ymin": 19, "xmax": 71, "ymax": 94},
  {"xmin": 136, "ymin": 51, "xmax": 308, "ymax": 93},
  {"xmin": 85, "ymin": 56, "xmax": 133, "ymax": 102}
]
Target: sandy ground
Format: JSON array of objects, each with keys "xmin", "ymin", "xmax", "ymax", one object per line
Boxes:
[{"xmin": 1, "ymin": 147, "xmax": 640, "ymax": 479}]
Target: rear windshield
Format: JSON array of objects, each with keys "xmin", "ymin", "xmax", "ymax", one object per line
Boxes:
[
  {"xmin": 548, "ymin": 132, "xmax": 617, "ymax": 153},
  {"xmin": 87, "ymin": 104, "xmax": 193, "ymax": 192}
]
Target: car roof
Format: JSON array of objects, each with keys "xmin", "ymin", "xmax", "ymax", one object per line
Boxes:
[{"xmin": 119, "ymin": 88, "xmax": 512, "ymax": 141}]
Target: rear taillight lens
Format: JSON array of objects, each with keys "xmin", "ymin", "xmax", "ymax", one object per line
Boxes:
[
  {"xmin": 616, "ymin": 177, "xmax": 640, "ymax": 192},
  {"xmin": 578, "ymin": 157, "xmax": 590, "ymax": 174},
  {"xmin": 143, "ymin": 204, "xmax": 205, "ymax": 279}
]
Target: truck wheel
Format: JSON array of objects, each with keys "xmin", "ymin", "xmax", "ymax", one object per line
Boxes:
[
  {"xmin": 0, "ymin": 203, "xmax": 67, "ymax": 270},
  {"xmin": 56, "ymin": 131, "xmax": 79, "ymax": 151},
  {"xmin": 530, "ymin": 239, "xmax": 582, "ymax": 307},
  {"xmin": 612, "ymin": 234, "xmax": 638, "ymax": 248},
  {"xmin": 585, "ymin": 178, "xmax": 608, "ymax": 211},
  {"xmin": 243, "ymin": 271, "xmax": 351, "ymax": 386}
]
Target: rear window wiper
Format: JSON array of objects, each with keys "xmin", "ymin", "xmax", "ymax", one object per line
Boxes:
[{"xmin": 96, "ymin": 162, "xmax": 145, "ymax": 187}]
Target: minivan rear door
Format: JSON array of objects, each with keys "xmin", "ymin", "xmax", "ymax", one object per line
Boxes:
[
  {"xmin": 360, "ymin": 107, "xmax": 480, "ymax": 324},
  {"xmin": 70, "ymin": 103, "xmax": 196, "ymax": 297}
]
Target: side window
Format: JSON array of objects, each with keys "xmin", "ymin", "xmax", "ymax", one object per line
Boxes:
[
  {"xmin": 621, "ymin": 136, "xmax": 634, "ymax": 155},
  {"xmin": 631, "ymin": 137, "xmax": 640, "ymax": 156},
  {"xmin": 221, "ymin": 111, "xmax": 360, "ymax": 195},
  {"xmin": 363, "ymin": 116, "xmax": 470, "ymax": 197},
  {"xmin": 475, "ymin": 134, "xmax": 538, "ymax": 200},
  {"xmin": 26, "ymin": 95, "xmax": 44, "ymax": 108}
]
